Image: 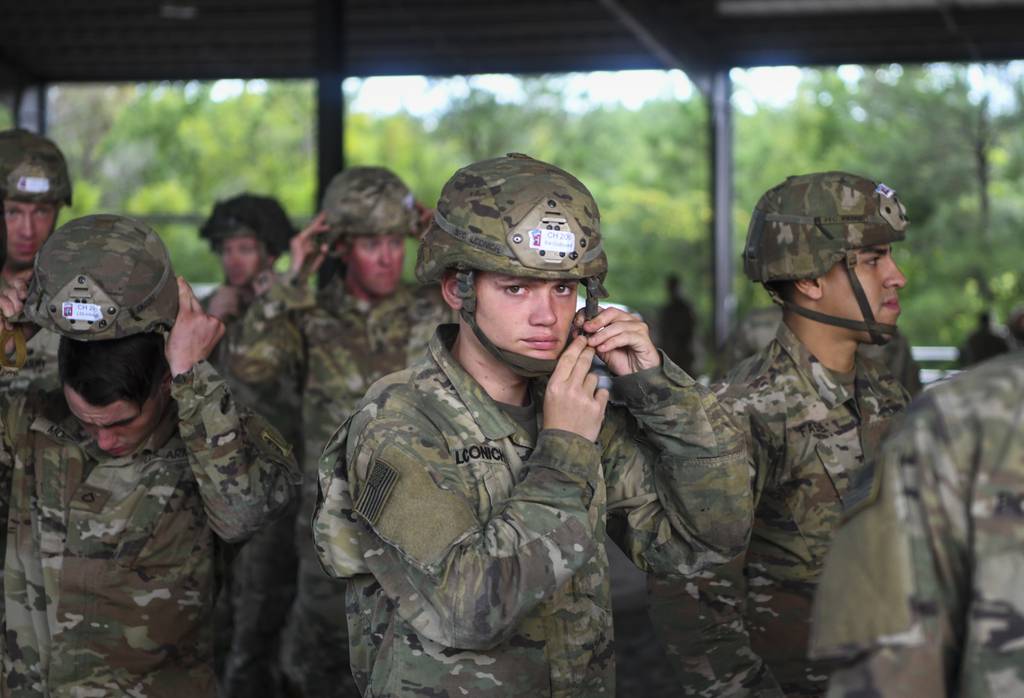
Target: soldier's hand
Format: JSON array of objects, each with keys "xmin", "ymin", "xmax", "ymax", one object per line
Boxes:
[
  {"xmin": 288, "ymin": 212, "xmax": 331, "ymax": 276},
  {"xmin": 542, "ymin": 335, "xmax": 609, "ymax": 442},
  {"xmin": 205, "ymin": 285, "xmax": 241, "ymax": 321},
  {"xmin": 0, "ymin": 271, "xmax": 39, "ymax": 354},
  {"xmin": 166, "ymin": 276, "xmax": 225, "ymax": 377},
  {"xmin": 413, "ymin": 200, "xmax": 434, "ymax": 238},
  {"xmin": 577, "ymin": 306, "xmax": 660, "ymax": 376}
]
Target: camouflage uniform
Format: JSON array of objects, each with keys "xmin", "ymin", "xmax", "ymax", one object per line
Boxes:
[
  {"xmin": 649, "ymin": 172, "xmax": 911, "ymax": 696},
  {"xmin": 313, "ymin": 154, "xmax": 752, "ymax": 697},
  {"xmin": 649, "ymin": 323, "xmax": 908, "ymax": 696},
  {"xmin": 198, "ymin": 194, "xmax": 302, "ymax": 697},
  {"xmin": 0, "ymin": 129, "xmax": 73, "ymax": 393},
  {"xmin": 811, "ymin": 351, "xmax": 1024, "ymax": 697},
  {"xmin": 227, "ymin": 168, "xmax": 450, "ymax": 696},
  {"xmin": 0, "ymin": 214, "xmax": 300, "ymax": 697}
]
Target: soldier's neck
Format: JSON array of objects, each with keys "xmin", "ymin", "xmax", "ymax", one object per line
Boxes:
[
  {"xmin": 784, "ymin": 313, "xmax": 858, "ymax": 373},
  {"xmin": 451, "ymin": 326, "xmax": 530, "ymax": 406}
]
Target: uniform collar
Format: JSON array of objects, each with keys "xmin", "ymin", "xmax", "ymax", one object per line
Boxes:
[
  {"xmin": 774, "ymin": 322, "xmax": 856, "ymax": 410},
  {"xmin": 319, "ymin": 277, "xmax": 412, "ymax": 317},
  {"xmin": 430, "ymin": 324, "xmax": 518, "ymax": 441}
]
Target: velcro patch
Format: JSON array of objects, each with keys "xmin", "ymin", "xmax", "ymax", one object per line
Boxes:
[
  {"xmin": 355, "ymin": 459, "xmax": 399, "ymax": 525},
  {"xmin": 260, "ymin": 429, "xmax": 292, "ymax": 457},
  {"xmin": 17, "ymin": 176, "xmax": 50, "ymax": 194},
  {"xmin": 62, "ymin": 302, "xmax": 103, "ymax": 322}
]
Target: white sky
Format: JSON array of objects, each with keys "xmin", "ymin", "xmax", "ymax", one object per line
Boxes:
[{"xmin": 208, "ymin": 61, "xmax": 1024, "ymax": 116}]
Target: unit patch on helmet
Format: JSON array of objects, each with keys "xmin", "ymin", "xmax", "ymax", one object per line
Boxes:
[
  {"xmin": 874, "ymin": 183, "xmax": 895, "ymax": 199},
  {"xmin": 61, "ymin": 302, "xmax": 103, "ymax": 322},
  {"xmin": 528, "ymin": 228, "xmax": 575, "ymax": 255},
  {"xmin": 17, "ymin": 176, "xmax": 50, "ymax": 194}
]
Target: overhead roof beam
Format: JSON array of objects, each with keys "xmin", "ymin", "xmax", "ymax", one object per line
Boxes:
[{"xmin": 597, "ymin": 0, "xmax": 720, "ymax": 89}]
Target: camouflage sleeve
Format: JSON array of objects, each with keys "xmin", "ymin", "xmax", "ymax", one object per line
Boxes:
[
  {"xmin": 172, "ymin": 359, "xmax": 301, "ymax": 543},
  {"xmin": 226, "ymin": 276, "xmax": 310, "ymax": 386},
  {"xmin": 813, "ymin": 395, "xmax": 968, "ymax": 697},
  {"xmin": 318, "ymin": 409, "xmax": 603, "ymax": 650},
  {"xmin": 604, "ymin": 356, "xmax": 752, "ymax": 575},
  {"xmin": 644, "ymin": 387, "xmax": 782, "ymax": 696}
]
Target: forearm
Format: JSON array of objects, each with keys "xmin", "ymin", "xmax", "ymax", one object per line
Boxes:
[{"xmin": 173, "ymin": 360, "xmax": 300, "ymax": 542}]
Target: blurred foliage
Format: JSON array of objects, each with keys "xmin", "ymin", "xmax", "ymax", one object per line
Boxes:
[{"xmin": 40, "ymin": 65, "xmax": 1024, "ymax": 355}]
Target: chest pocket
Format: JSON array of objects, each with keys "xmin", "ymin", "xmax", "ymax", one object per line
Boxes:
[{"xmin": 66, "ymin": 455, "xmax": 194, "ymax": 570}]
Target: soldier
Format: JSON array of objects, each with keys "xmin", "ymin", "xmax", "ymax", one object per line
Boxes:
[
  {"xmin": 0, "ymin": 214, "xmax": 299, "ymax": 695},
  {"xmin": 658, "ymin": 273, "xmax": 697, "ymax": 375},
  {"xmin": 227, "ymin": 167, "xmax": 451, "ymax": 696},
  {"xmin": 312, "ymin": 153, "xmax": 752, "ymax": 696},
  {"xmin": 810, "ymin": 352, "xmax": 1024, "ymax": 696},
  {"xmin": 198, "ymin": 194, "xmax": 302, "ymax": 697},
  {"xmin": 0, "ymin": 128, "xmax": 72, "ymax": 391},
  {"xmin": 648, "ymin": 171, "xmax": 911, "ymax": 696}
]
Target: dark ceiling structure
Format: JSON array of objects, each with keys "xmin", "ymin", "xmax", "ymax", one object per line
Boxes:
[
  {"xmin": 3, "ymin": 0, "xmax": 1024, "ymax": 85},
  {"xmin": 3, "ymin": 0, "xmax": 1023, "ymax": 344}
]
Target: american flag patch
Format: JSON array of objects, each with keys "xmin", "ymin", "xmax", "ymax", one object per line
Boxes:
[{"xmin": 354, "ymin": 459, "xmax": 399, "ymax": 525}]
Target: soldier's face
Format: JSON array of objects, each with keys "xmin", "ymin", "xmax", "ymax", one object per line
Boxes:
[
  {"xmin": 3, "ymin": 199, "xmax": 59, "ymax": 271},
  {"xmin": 341, "ymin": 234, "xmax": 405, "ymax": 301},
  {"xmin": 63, "ymin": 382, "xmax": 171, "ymax": 458},
  {"xmin": 473, "ymin": 273, "xmax": 579, "ymax": 360},
  {"xmin": 822, "ymin": 244, "xmax": 906, "ymax": 337},
  {"xmin": 220, "ymin": 235, "xmax": 268, "ymax": 287}
]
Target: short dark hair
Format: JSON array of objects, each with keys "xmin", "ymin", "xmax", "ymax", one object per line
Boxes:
[{"xmin": 59, "ymin": 333, "xmax": 169, "ymax": 407}]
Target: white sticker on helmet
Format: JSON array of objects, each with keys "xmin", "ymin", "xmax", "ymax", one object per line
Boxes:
[
  {"xmin": 17, "ymin": 176, "xmax": 50, "ymax": 194},
  {"xmin": 875, "ymin": 183, "xmax": 895, "ymax": 198},
  {"xmin": 527, "ymin": 229, "xmax": 575, "ymax": 254},
  {"xmin": 62, "ymin": 302, "xmax": 103, "ymax": 322}
]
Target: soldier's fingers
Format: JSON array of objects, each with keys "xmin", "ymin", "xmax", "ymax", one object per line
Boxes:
[
  {"xmin": 595, "ymin": 387, "xmax": 610, "ymax": 413},
  {"xmin": 551, "ymin": 335, "xmax": 587, "ymax": 382},
  {"xmin": 176, "ymin": 276, "xmax": 199, "ymax": 315},
  {"xmin": 567, "ymin": 346, "xmax": 596, "ymax": 385},
  {"xmin": 582, "ymin": 307, "xmax": 634, "ymax": 334},
  {"xmin": 582, "ymin": 371, "xmax": 600, "ymax": 396}
]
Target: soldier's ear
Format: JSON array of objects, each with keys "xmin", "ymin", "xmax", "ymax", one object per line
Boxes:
[
  {"xmin": 793, "ymin": 276, "xmax": 825, "ymax": 302},
  {"xmin": 440, "ymin": 271, "xmax": 463, "ymax": 311}
]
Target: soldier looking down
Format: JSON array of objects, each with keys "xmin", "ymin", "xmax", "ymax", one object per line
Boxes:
[
  {"xmin": 312, "ymin": 153, "xmax": 752, "ymax": 697},
  {"xmin": 648, "ymin": 171, "xmax": 911, "ymax": 696},
  {"xmin": 227, "ymin": 167, "xmax": 451, "ymax": 696},
  {"xmin": 0, "ymin": 214, "xmax": 299, "ymax": 696}
]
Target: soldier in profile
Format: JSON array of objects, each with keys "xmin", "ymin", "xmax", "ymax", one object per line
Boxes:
[
  {"xmin": 312, "ymin": 154, "xmax": 752, "ymax": 696},
  {"xmin": 649, "ymin": 172, "xmax": 911, "ymax": 696}
]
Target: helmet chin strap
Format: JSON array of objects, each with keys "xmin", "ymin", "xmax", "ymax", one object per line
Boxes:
[{"xmin": 780, "ymin": 250, "xmax": 895, "ymax": 345}]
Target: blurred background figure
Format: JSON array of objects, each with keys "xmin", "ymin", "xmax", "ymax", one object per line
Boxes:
[
  {"xmin": 959, "ymin": 311, "xmax": 1009, "ymax": 366},
  {"xmin": 1007, "ymin": 305, "xmax": 1024, "ymax": 351},
  {"xmin": 657, "ymin": 273, "xmax": 697, "ymax": 375}
]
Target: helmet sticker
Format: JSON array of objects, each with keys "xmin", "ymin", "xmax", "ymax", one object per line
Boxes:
[
  {"xmin": 528, "ymin": 228, "xmax": 575, "ymax": 254},
  {"xmin": 62, "ymin": 301, "xmax": 104, "ymax": 322},
  {"xmin": 874, "ymin": 183, "xmax": 895, "ymax": 199},
  {"xmin": 17, "ymin": 176, "xmax": 50, "ymax": 194}
]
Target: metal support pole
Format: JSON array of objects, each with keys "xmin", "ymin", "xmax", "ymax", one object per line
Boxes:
[
  {"xmin": 315, "ymin": 0, "xmax": 345, "ymax": 286},
  {"xmin": 709, "ymin": 69, "xmax": 734, "ymax": 350},
  {"xmin": 15, "ymin": 83, "xmax": 47, "ymax": 133}
]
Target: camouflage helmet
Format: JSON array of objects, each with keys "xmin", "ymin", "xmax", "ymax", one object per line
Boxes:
[
  {"xmin": 0, "ymin": 128, "xmax": 72, "ymax": 205},
  {"xmin": 320, "ymin": 166, "xmax": 417, "ymax": 248},
  {"xmin": 25, "ymin": 215, "xmax": 178, "ymax": 340},
  {"xmin": 200, "ymin": 193, "xmax": 294, "ymax": 256},
  {"xmin": 743, "ymin": 171, "xmax": 909, "ymax": 345},
  {"xmin": 743, "ymin": 171, "xmax": 906, "ymax": 283},
  {"xmin": 416, "ymin": 153, "xmax": 608, "ymax": 286}
]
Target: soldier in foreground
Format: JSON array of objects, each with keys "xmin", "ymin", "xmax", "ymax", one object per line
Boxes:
[
  {"xmin": 198, "ymin": 194, "xmax": 302, "ymax": 697},
  {"xmin": 228, "ymin": 167, "xmax": 450, "ymax": 696},
  {"xmin": 313, "ymin": 154, "xmax": 752, "ymax": 696},
  {"xmin": 0, "ymin": 128, "xmax": 73, "ymax": 390},
  {"xmin": 0, "ymin": 214, "xmax": 298, "ymax": 695},
  {"xmin": 811, "ymin": 351, "xmax": 1024, "ymax": 696},
  {"xmin": 649, "ymin": 172, "xmax": 910, "ymax": 696}
]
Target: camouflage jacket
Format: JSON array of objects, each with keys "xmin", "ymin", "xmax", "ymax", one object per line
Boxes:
[
  {"xmin": 313, "ymin": 324, "xmax": 752, "ymax": 698},
  {"xmin": 229, "ymin": 276, "xmax": 450, "ymax": 506},
  {"xmin": 0, "ymin": 329, "xmax": 61, "ymax": 394},
  {"xmin": 203, "ymin": 284, "xmax": 302, "ymax": 448},
  {"xmin": 0, "ymin": 360, "xmax": 299, "ymax": 697},
  {"xmin": 649, "ymin": 322, "xmax": 908, "ymax": 696},
  {"xmin": 811, "ymin": 352, "xmax": 1024, "ymax": 697}
]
